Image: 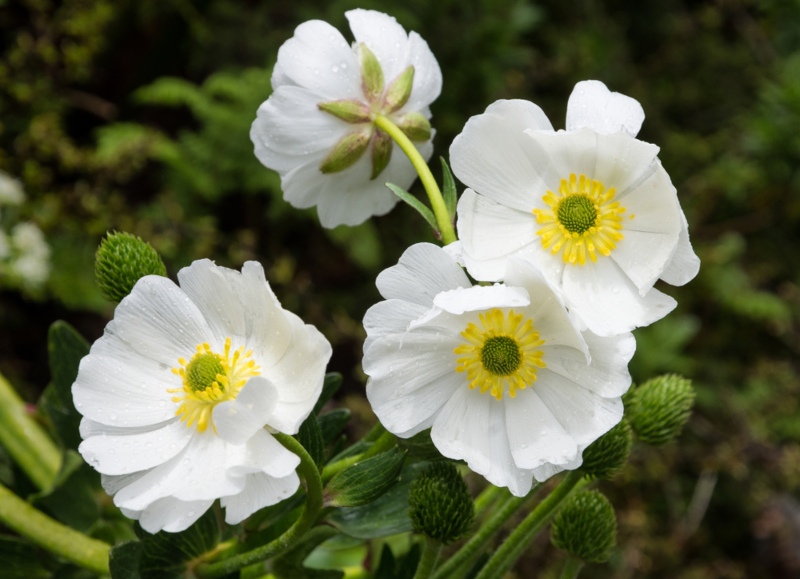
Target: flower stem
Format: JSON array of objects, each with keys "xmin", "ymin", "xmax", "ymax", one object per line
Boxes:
[
  {"xmin": 413, "ymin": 537, "xmax": 441, "ymax": 579},
  {"xmin": 0, "ymin": 483, "xmax": 110, "ymax": 573},
  {"xmin": 373, "ymin": 114, "xmax": 457, "ymax": 245},
  {"xmin": 433, "ymin": 485, "xmax": 539, "ymax": 579},
  {"xmin": 472, "ymin": 484, "xmax": 503, "ymax": 519},
  {"xmin": 194, "ymin": 433, "xmax": 323, "ymax": 578},
  {"xmin": 560, "ymin": 556, "xmax": 585, "ymax": 579},
  {"xmin": 0, "ymin": 373, "xmax": 61, "ymax": 491},
  {"xmin": 475, "ymin": 471, "xmax": 587, "ymax": 579}
]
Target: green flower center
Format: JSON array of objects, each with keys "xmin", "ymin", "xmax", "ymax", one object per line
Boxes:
[
  {"xmin": 557, "ymin": 194, "xmax": 598, "ymax": 234},
  {"xmin": 185, "ymin": 353, "xmax": 225, "ymax": 393},
  {"xmin": 480, "ymin": 336, "xmax": 522, "ymax": 376}
]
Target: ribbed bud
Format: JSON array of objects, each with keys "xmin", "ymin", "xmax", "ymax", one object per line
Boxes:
[
  {"xmin": 551, "ymin": 490, "xmax": 616, "ymax": 563},
  {"xmin": 319, "ymin": 129, "xmax": 372, "ymax": 174},
  {"xmin": 627, "ymin": 374, "xmax": 695, "ymax": 446},
  {"xmin": 395, "ymin": 112, "xmax": 431, "ymax": 141},
  {"xmin": 325, "ymin": 448, "xmax": 406, "ymax": 507},
  {"xmin": 382, "ymin": 65, "xmax": 415, "ymax": 113},
  {"xmin": 95, "ymin": 232, "xmax": 166, "ymax": 303},
  {"xmin": 581, "ymin": 419, "xmax": 632, "ymax": 480},
  {"xmin": 358, "ymin": 43, "xmax": 384, "ymax": 104},
  {"xmin": 317, "ymin": 99, "xmax": 372, "ymax": 124},
  {"xmin": 370, "ymin": 129, "xmax": 392, "ymax": 180},
  {"xmin": 408, "ymin": 462, "xmax": 474, "ymax": 544}
]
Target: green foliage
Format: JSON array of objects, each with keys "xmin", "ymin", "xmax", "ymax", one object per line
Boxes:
[{"xmin": 550, "ymin": 490, "xmax": 617, "ymax": 564}]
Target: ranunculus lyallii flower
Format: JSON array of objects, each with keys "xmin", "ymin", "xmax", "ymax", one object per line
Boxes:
[
  {"xmin": 452, "ymin": 81, "xmax": 700, "ymax": 336},
  {"xmin": 72, "ymin": 260, "xmax": 332, "ymax": 533},
  {"xmin": 363, "ymin": 243, "xmax": 634, "ymax": 495},
  {"xmin": 251, "ymin": 9, "xmax": 442, "ymax": 228}
]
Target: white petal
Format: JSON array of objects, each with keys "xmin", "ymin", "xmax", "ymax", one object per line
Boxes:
[
  {"xmin": 450, "ymin": 100, "xmax": 555, "ymax": 212},
  {"xmin": 566, "ymin": 80, "xmax": 645, "ymax": 136},
  {"xmin": 433, "ymin": 284, "xmax": 530, "ymax": 315},
  {"xmin": 272, "ymin": 20, "xmax": 361, "ymax": 99},
  {"xmin": 363, "ymin": 298, "xmax": 428, "ymax": 352},
  {"xmin": 505, "ymin": 389, "xmax": 577, "ymax": 469},
  {"xmin": 521, "ymin": 129, "xmax": 602, "ymax": 194},
  {"xmin": 229, "ymin": 429, "xmax": 300, "ymax": 479},
  {"xmin": 563, "ymin": 258, "xmax": 677, "ymax": 336},
  {"xmin": 589, "ymin": 132, "xmax": 661, "ymax": 197},
  {"xmin": 659, "ymin": 208, "xmax": 700, "ymax": 286},
  {"xmin": 456, "ymin": 190, "xmax": 544, "ymax": 282},
  {"xmin": 375, "ymin": 242, "xmax": 470, "ymax": 305},
  {"xmin": 221, "ymin": 471, "xmax": 300, "ymax": 525},
  {"xmin": 534, "ymin": 369, "xmax": 623, "ymax": 446},
  {"xmin": 279, "ymin": 153, "xmax": 331, "ymax": 208},
  {"xmin": 401, "ymin": 31, "xmax": 442, "ymax": 112},
  {"xmin": 346, "ymin": 9, "xmax": 410, "ymax": 82},
  {"xmin": 136, "ymin": 497, "xmax": 214, "ymax": 534},
  {"xmin": 213, "ymin": 377, "xmax": 278, "ymax": 445},
  {"xmin": 78, "ymin": 420, "xmax": 191, "ymax": 475},
  {"xmin": 532, "ymin": 454, "xmax": 583, "ymax": 483}
]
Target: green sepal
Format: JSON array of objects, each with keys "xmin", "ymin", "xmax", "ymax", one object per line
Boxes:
[
  {"xmin": 319, "ymin": 129, "xmax": 371, "ymax": 174},
  {"xmin": 395, "ymin": 112, "xmax": 431, "ymax": 141},
  {"xmin": 134, "ymin": 508, "xmax": 220, "ymax": 578},
  {"xmin": 41, "ymin": 321, "xmax": 89, "ymax": 451},
  {"xmin": 317, "ymin": 99, "xmax": 372, "ymax": 124},
  {"xmin": 358, "ymin": 43, "xmax": 384, "ymax": 104},
  {"xmin": 318, "ymin": 408, "xmax": 351, "ymax": 447},
  {"xmin": 325, "ymin": 448, "xmax": 406, "ymax": 508},
  {"xmin": 95, "ymin": 231, "xmax": 167, "ymax": 303},
  {"xmin": 627, "ymin": 374, "xmax": 695, "ymax": 446},
  {"xmin": 383, "ymin": 65, "xmax": 415, "ymax": 113},
  {"xmin": 440, "ymin": 157, "xmax": 458, "ymax": 222},
  {"xmin": 314, "ymin": 372, "xmax": 343, "ymax": 415},
  {"xmin": 370, "ymin": 129, "xmax": 393, "ymax": 180},
  {"xmin": 550, "ymin": 490, "xmax": 617, "ymax": 563},
  {"xmin": 297, "ymin": 413, "xmax": 326, "ymax": 469},
  {"xmin": 385, "ymin": 183, "xmax": 439, "ymax": 235}
]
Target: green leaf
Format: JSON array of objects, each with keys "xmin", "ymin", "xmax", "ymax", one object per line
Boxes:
[
  {"xmin": 440, "ymin": 157, "xmax": 458, "ymax": 222},
  {"xmin": 397, "ymin": 430, "xmax": 443, "ymax": 462},
  {"xmin": 325, "ymin": 448, "xmax": 406, "ymax": 508},
  {"xmin": 297, "ymin": 413, "xmax": 326, "ymax": 469},
  {"xmin": 272, "ymin": 527, "xmax": 343, "ymax": 579},
  {"xmin": 0, "ymin": 536, "xmax": 54, "ymax": 578},
  {"xmin": 109, "ymin": 541, "xmax": 142, "ymax": 579},
  {"xmin": 385, "ymin": 183, "xmax": 439, "ymax": 234},
  {"xmin": 374, "ymin": 543, "xmax": 421, "ymax": 579},
  {"xmin": 135, "ymin": 508, "xmax": 219, "ymax": 578},
  {"xmin": 42, "ymin": 321, "xmax": 90, "ymax": 451},
  {"xmin": 314, "ymin": 373, "xmax": 343, "ymax": 415},
  {"xmin": 31, "ymin": 450, "xmax": 100, "ymax": 532},
  {"xmin": 328, "ymin": 462, "xmax": 429, "ymax": 538},
  {"xmin": 318, "ymin": 409, "xmax": 351, "ymax": 447}
]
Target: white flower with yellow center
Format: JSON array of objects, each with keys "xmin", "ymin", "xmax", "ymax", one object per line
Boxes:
[
  {"xmin": 250, "ymin": 9, "xmax": 442, "ymax": 228},
  {"xmin": 452, "ymin": 81, "xmax": 700, "ymax": 336},
  {"xmin": 72, "ymin": 260, "xmax": 332, "ymax": 533},
  {"xmin": 363, "ymin": 243, "xmax": 634, "ymax": 495}
]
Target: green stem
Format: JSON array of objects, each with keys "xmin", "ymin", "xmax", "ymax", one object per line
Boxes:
[
  {"xmin": 0, "ymin": 483, "xmax": 110, "ymax": 573},
  {"xmin": 560, "ymin": 556, "xmax": 585, "ymax": 579},
  {"xmin": 413, "ymin": 537, "xmax": 441, "ymax": 579},
  {"xmin": 321, "ymin": 429, "xmax": 397, "ymax": 483},
  {"xmin": 0, "ymin": 373, "xmax": 61, "ymax": 491},
  {"xmin": 433, "ymin": 485, "xmax": 539, "ymax": 579},
  {"xmin": 373, "ymin": 114, "xmax": 457, "ymax": 245},
  {"xmin": 194, "ymin": 433, "xmax": 323, "ymax": 578},
  {"xmin": 475, "ymin": 471, "xmax": 587, "ymax": 579}
]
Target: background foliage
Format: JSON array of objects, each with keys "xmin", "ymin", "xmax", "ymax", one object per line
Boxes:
[{"xmin": 1, "ymin": 0, "xmax": 799, "ymax": 577}]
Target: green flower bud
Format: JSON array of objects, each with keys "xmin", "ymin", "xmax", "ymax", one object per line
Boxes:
[
  {"xmin": 395, "ymin": 112, "xmax": 431, "ymax": 142},
  {"xmin": 325, "ymin": 448, "xmax": 406, "ymax": 507},
  {"xmin": 627, "ymin": 374, "xmax": 695, "ymax": 446},
  {"xmin": 581, "ymin": 419, "xmax": 632, "ymax": 480},
  {"xmin": 551, "ymin": 490, "xmax": 616, "ymax": 563},
  {"xmin": 370, "ymin": 129, "xmax": 392, "ymax": 180},
  {"xmin": 319, "ymin": 129, "xmax": 372, "ymax": 174},
  {"xmin": 95, "ymin": 231, "xmax": 166, "ymax": 303},
  {"xmin": 382, "ymin": 65, "xmax": 415, "ymax": 114},
  {"xmin": 358, "ymin": 43, "xmax": 384, "ymax": 104},
  {"xmin": 317, "ymin": 99, "xmax": 372, "ymax": 124},
  {"xmin": 408, "ymin": 462, "xmax": 474, "ymax": 544}
]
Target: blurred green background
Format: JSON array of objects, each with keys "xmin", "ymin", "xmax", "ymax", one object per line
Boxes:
[{"xmin": 1, "ymin": 0, "xmax": 799, "ymax": 577}]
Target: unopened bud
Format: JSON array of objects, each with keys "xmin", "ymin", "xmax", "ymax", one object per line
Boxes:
[
  {"xmin": 95, "ymin": 232, "xmax": 166, "ymax": 303},
  {"xmin": 551, "ymin": 490, "xmax": 616, "ymax": 563},
  {"xmin": 408, "ymin": 462, "xmax": 474, "ymax": 544},
  {"xmin": 627, "ymin": 374, "xmax": 695, "ymax": 446},
  {"xmin": 581, "ymin": 419, "xmax": 632, "ymax": 480}
]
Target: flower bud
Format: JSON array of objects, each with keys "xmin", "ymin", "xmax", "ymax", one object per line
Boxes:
[
  {"xmin": 581, "ymin": 419, "xmax": 632, "ymax": 480},
  {"xmin": 325, "ymin": 448, "xmax": 406, "ymax": 507},
  {"xmin": 383, "ymin": 65, "xmax": 415, "ymax": 114},
  {"xmin": 627, "ymin": 374, "xmax": 695, "ymax": 446},
  {"xmin": 95, "ymin": 231, "xmax": 166, "ymax": 303},
  {"xmin": 408, "ymin": 462, "xmax": 474, "ymax": 544},
  {"xmin": 319, "ymin": 129, "xmax": 372, "ymax": 174},
  {"xmin": 551, "ymin": 490, "xmax": 616, "ymax": 563}
]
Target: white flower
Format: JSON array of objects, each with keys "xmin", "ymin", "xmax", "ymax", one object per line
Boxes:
[
  {"xmin": 363, "ymin": 243, "xmax": 634, "ymax": 496},
  {"xmin": 251, "ymin": 9, "xmax": 442, "ymax": 228},
  {"xmin": 0, "ymin": 171, "xmax": 24, "ymax": 206},
  {"xmin": 451, "ymin": 80, "xmax": 700, "ymax": 336},
  {"xmin": 9, "ymin": 222, "xmax": 50, "ymax": 288},
  {"xmin": 72, "ymin": 260, "xmax": 332, "ymax": 533}
]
